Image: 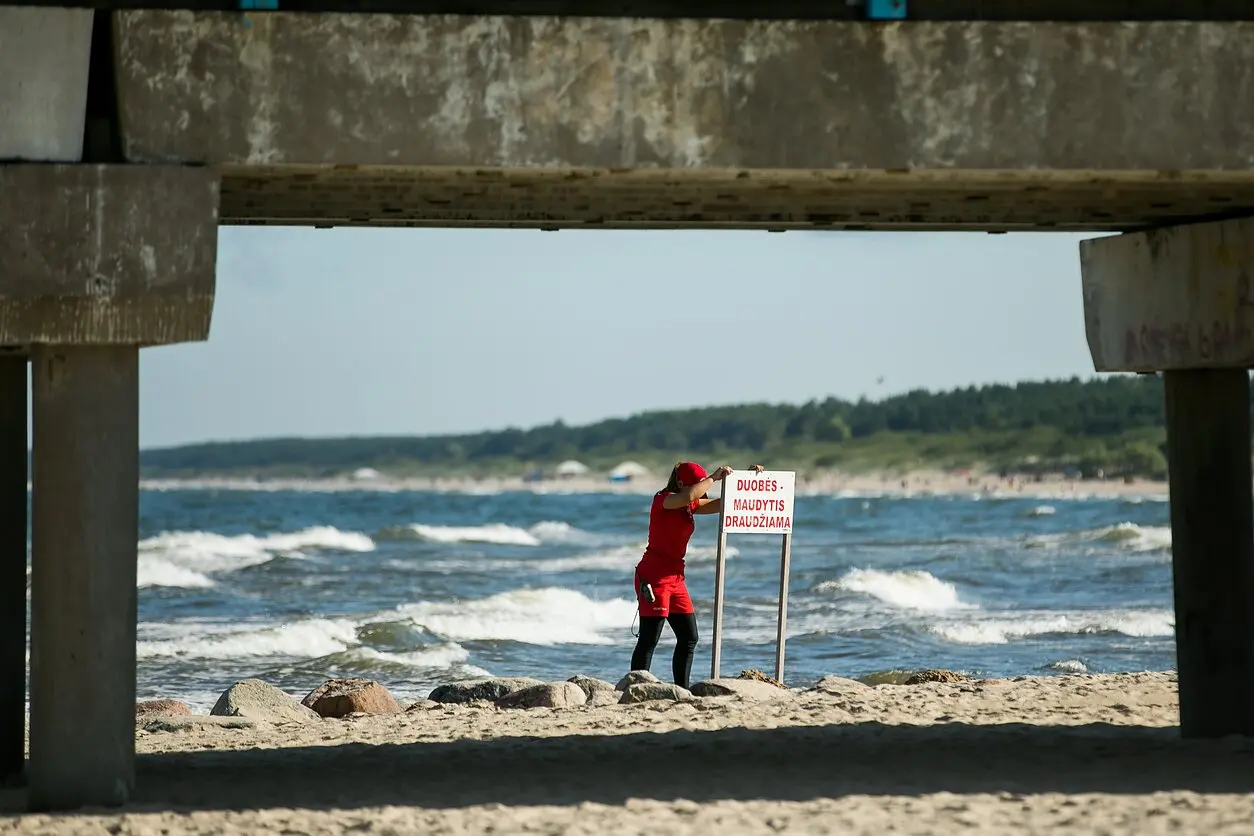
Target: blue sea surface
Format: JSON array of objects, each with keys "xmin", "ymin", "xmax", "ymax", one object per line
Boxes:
[{"xmin": 104, "ymin": 485, "xmax": 1176, "ymax": 709}]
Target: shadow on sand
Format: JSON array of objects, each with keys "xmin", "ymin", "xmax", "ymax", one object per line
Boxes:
[{"xmin": 6, "ymin": 720, "xmax": 1254, "ymax": 814}]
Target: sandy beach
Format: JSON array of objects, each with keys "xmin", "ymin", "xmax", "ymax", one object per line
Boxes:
[
  {"xmin": 5, "ymin": 671, "xmax": 1254, "ymax": 835},
  {"xmin": 139, "ymin": 469, "xmax": 1170, "ymax": 501}
]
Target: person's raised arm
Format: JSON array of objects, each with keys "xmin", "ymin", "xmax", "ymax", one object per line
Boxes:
[
  {"xmin": 692, "ymin": 464, "xmax": 766, "ymax": 514},
  {"xmin": 662, "ymin": 464, "xmax": 735, "ymax": 509}
]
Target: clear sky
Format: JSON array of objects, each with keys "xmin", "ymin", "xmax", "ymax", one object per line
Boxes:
[{"xmin": 124, "ymin": 227, "xmax": 1104, "ymax": 449}]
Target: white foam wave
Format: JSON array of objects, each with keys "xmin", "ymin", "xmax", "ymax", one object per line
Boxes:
[
  {"xmin": 395, "ymin": 536, "xmax": 732, "ymax": 574},
  {"xmin": 933, "ymin": 609, "xmax": 1174, "ymax": 645},
  {"xmin": 684, "ymin": 543, "xmax": 740, "ymax": 562},
  {"xmin": 408, "ymin": 521, "xmax": 594, "ymax": 547},
  {"xmin": 397, "ymin": 587, "xmax": 634, "ymax": 645},
  {"xmin": 137, "ymin": 557, "xmax": 215, "ymax": 589},
  {"xmin": 137, "ymin": 617, "xmax": 361, "ymax": 659},
  {"xmin": 334, "ymin": 642, "xmax": 472, "ymax": 669},
  {"xmin": 537, "ymin": 540, "xmax": 736, "ymax": 570},
  {"xmin": 136, "ymin": 617, "xmax": 483, "ymax": 676},
  {"xmin": 537, "ymin": 547, "xmax": 640, "ymax": 573},
  {"xmin": 1049, "ymin": 659, "xmax": 1089, "ymax": 673},
  {"xmin": 137, "ymin": 526, "xmax": 375, "ymax": 587},
  {"xmin": 818, "ymin": 568, "xmax": 973, "ymax": 613},
  {"xmin": 1026, "ymin": 505, "xmax": 1056, "ymax": 517},
  {"xmin": 527, "ymin": 521, "xmax": 591, "ymax": 542},
  {"xmin": 1092, "ymin": 523, "xmax": 1172, "ymax": 552},
  {"xmin": 1025, "ymin": 522, "xmax": 1172, "ymax": 554}
]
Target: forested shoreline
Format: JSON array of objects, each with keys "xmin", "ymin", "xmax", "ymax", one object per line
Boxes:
[{"xmin": 138, "ymin": 376, "xmax": 1193, "ymax": 480}]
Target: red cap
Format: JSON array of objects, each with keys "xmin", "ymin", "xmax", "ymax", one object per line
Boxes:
[{"xmin": 675, "ymin": 461, "xmax": 708, "ymax": 485}]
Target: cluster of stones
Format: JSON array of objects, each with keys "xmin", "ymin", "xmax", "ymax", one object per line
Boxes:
[
  {"xmin": 132, "ymin": 668, "xmax": 988, "ymax": 730},
  {"xmin": 133, "ymin": 670, "xmax": 804, "ymax": 728}
]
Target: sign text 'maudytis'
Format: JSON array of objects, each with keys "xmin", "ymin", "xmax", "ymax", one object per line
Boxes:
[{"xmin": 721, "ymin": 470, "xmax": 795, "ymax": 535}]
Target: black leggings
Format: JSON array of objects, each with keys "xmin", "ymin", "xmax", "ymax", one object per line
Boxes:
[{"xmin": 630, "ymin": 612, "xmax": 699, "ymax": 689}]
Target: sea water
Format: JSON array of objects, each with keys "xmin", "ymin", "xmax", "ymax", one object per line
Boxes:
[{"xmin": 30, "ymin": 485, "xmax": 1175, "ymax": 711}]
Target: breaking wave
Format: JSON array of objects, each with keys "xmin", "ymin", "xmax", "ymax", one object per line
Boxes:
[
  {"xmin": 932, "ymin": 609, "xmax": 1174, "ymax": 645},
  {"xmin": 394, "ymin": 521, "xmax": 598, "ymax": 547},
  {"xmin": 1024, "ymin": 523, "xmax": 1172, "ymax": 554},
  {"xmin": 137, "ymin": 526, "xmax": 376, "ymax": 589},
  {"xmin": 817, "ymin": 568, "xmax": 974, "ymax": 613},
  {"xmin": 396, "ymin": 587, "xmax": 634, "ymax": 645}
]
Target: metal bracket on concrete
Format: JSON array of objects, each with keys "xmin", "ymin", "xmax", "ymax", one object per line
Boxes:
[{"xmin": 866, "ymin": 0, "xmax": 907, "ymax": 19}]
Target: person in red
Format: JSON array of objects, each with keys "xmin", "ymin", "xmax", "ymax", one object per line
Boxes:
[{"xmin": 630, "ymin": 460, "xmax": 765, "ymax": 689}]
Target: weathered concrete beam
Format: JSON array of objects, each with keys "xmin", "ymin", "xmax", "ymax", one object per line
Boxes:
[
  {"xmin": 16, "ymin": 0, "xmax": 1254, "ymax": 22},
  {"xmin": 214, "ymin": 165, "xmax": 1254, "ymax": 231},
  {"xmin": 0, "ymin": 165, "xmax": 219, "ymax": 346},
  {"xmin": 0, "ymin": 7, "xmax": 93, "ymax": 162},
  {"xmin": 116, "ymin": 15, "xmax": 1254, "ymax": 172},
  {"xmin": 1080, "ymin": 217, "xmax": 1254, "ymax": 372},
  {"xmin": 110, "ymin": 13, "xmax": 1254, "ymax": 229}
]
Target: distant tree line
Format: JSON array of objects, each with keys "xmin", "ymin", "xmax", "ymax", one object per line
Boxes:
[{"xmin": 138, "ymin": 376, "xmax": 1193, "ymax": 478}]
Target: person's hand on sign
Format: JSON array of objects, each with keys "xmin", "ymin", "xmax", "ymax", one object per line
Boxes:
[
  {"xmin": 748, "ymin": 464, "xmax": 765, "ymax": 473},
  {"xmin": 712, "ymin": 465, "xmax": 735, "ymax": 481}
]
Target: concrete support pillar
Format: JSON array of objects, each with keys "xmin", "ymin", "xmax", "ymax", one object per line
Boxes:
[
  {"xmin": 1081, "ymin": 217, "xmax": 1254, "ymax": 738},
  {"xmin": 0, "ymin": 165, "xmax": 218, "ymax": 809},
  {"xmin": 1, "ymin": 4, "xmax": 95, "ymax": 799},
  {"xmin": 0, "ymin": 356, "xmax": 26, "ymax": 785},
  {"xmin": 28, "ymin": 347, "xmax": 139, "ymax": 809},
  {"xmin": 1164, "ymin": 369, "xmax": 1254, "ymax": 737}
]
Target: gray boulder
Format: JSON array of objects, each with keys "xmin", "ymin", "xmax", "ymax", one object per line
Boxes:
[
  {"xmin": 210, "ymin": 679, "xmax": 320, "ymax": 724},
  {"xmin": 811, "ymin": 675, "xmax": 873, "ymax": 694},
  {"xmin": 141, "ymin": 715, "xmax": 256, "ymax": 733},
  {"xmin": 689, "ymin": 678, "xmax": 794, "ymax": 701},
  {"xmin": 428, "ymin": 677, "xmax": 545, "ymax": 704},
  {"xmin": 136, "ymin": 699, "xmax": 192, "ymax": 717},
  {"xmin": 619, "ymin": 682, "xmax": 693, "ymax": 704},
  {"xmin": 615, "ymin": 670, "xmax": 662, "ymax": 691},
  {"xmin": 588, "ymin": 690, "xmax": 621, "ymax": 707},
  {"xmin": 568, "ymin": 675, "xmax": 618, "ymax": 701},
  {"xmin": 496, "ymin": 682, "xmax": 588, "ymax": 710},
  {"xmin": 904, "ymin": 669, "xmax": 968, "ymax": 685}
]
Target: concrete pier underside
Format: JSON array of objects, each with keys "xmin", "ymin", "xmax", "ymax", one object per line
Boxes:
[{"xmin": 113, "ymin": 13, "xmax": 1254, "ymax": 230}]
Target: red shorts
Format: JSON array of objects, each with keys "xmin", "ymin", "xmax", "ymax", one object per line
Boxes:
[{"xmin": 635, "ymin": 570, "xmax": 694, "ymax": 617}]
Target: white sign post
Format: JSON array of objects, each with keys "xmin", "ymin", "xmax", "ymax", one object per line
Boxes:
[{"xmin": 710, "ymin": 469, "xmax": 796, "ymax": 684}]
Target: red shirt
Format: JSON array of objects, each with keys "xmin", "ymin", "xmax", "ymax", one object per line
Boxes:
[{"xmin": 637, "ymin": 490, "xmax": 699, "ymax": 580}]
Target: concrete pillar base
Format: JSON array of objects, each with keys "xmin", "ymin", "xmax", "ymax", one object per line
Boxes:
[
  {"xmin": 0, "ymin": 356, "xmax": 26, "ymax": 785},
  {"xmin": 1165, "ymin": 369, "xmax": 1254, "ymax": 738},
  {"xmin": 28, "ymin": 347, "xmax": 138, "ymax": 810}
]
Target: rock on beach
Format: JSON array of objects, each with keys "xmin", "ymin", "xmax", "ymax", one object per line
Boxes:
[
  {"xmin": 619, "ymin": 682, "xmax": 693, "ymax": 704},
  {"xmin": 136, "ymin": 699, "xmax": 192, "ymax": 717},
  {"xmin": 496, "ymin": 682, "xmax": 588, "ymax": 709},
  {"xmin": 211, "ymin": 679, "xmax": 321, "ymax": 724},
  {"xmin": 428, "ymin": 677, "xmax": 547, "ymax": 704},
  {"xmin": 615, "ymin": 670, "xmax": 662, "ymax": 691},
  {"xmin": 302, "ymin": 678, "xmax": 402, "ymax": 718},
  {"xmin": 689, "ymin": 678, "xmax": 794, "ymax": 701},
  {"xmin": 567, "ymin": 675, "xmax": 617, "ymax": 700}
]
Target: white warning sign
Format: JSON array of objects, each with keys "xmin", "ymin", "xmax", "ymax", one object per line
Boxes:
[{"xmin": 720, "ymin": 470, "xmax": 795, "ymax": 535}]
